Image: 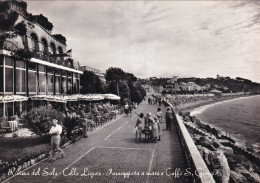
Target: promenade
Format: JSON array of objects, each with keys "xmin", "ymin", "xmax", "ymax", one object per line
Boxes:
[{"xmin": 5, "ymin": 102, "xmax": 192, "ymax": 183}]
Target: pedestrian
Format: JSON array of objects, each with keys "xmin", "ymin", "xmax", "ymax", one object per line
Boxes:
[
  {"xmin": 48, "ymin": 119, "xmax": 64, "ymax": 163},
  {"xmin": 156, "ymin": 108, "xmax": 162, "ymax": 141},
  {"xmin": 129, "ymin": 103, "xmax": 133, "ymax": 116},
  {"xmin": 165, "ymin": 107, "xmax": 173, "ymax": 130},
  {"xmin": 158, "ymin": 99, "xmax": 162, "ymax": 106},
  {"xmin": 124, "ymin": 102, "xmax": 129, "ymax": 116},
  {"xmin": 144, "ymin": 112, "xmax": 152, "ymax": 141},
  {"xmin": 152, "ymin": 115, "xmax": 159, "ymax": 142},
  {"xmin": 135, "ymin": 113, "xmax": 144, "ymax": 141}
]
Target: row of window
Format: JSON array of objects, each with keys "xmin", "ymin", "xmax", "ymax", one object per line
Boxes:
[
  {"xmin": 30, "ymin": 33, "xmax": 63, "ymax": 55},
  {"xmin": 0, "ymin": 56, "xmax": 80, "ymax": 95}
]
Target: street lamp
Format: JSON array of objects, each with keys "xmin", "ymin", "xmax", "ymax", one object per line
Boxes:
[
  {"xmin": 172, "ymin": 76, "xmax": 178, "ymax": 97},
  {"xmin": 172, "ymin": 76, "xmax": 178, "ymax": 112}
]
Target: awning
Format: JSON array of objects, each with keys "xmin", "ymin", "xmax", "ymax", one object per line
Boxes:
[
  {"xmin": 0, "ymin": 95, "xmax": 28, "ymax": 103},
  {"xmin": 53, "ymin": 95, "xmax": 67, "ymax": 103},
  {"xmin": 64, "ymin": 95, "xmax": 78, "ymax": 102},
  {"xmin": 31, "ymin": 95, "xmax": 66, "ymax": 103},
  {"xmin": 103, "ymin": 94, "xmax": 120, "ymax": 100},
  {"xmin": 30, "ymin": 95, "xmax": 47, "ymax": 100},
  {"xmin": 78, "ymin": 94, "xmax": 104, "ymax": 101}
]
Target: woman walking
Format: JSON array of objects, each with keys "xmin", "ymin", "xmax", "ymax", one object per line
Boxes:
[
  {"xmin": 151, "ymin": 116, "xmax": 159, "ymax": 142},
  {"xmin": 135, "ymin": 113, "xmax": 144, "ymax": 141}
]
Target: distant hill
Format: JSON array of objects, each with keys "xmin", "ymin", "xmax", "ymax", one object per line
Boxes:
[{"xmin": 138, "ymin": 77, "xmax": 260, "ymax": 94}]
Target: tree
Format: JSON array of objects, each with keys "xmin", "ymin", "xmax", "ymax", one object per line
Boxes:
[
  {"xmin": 105, "ymin": 67, "xmax": 126, "ymax": 82},
  {"xmin": 118, "ymin": 80, "xmax": 131, "ymax": 103},
  {"xmin": 34, "ymin": 14, "xmax": 53, "ymax": 32},
  {"xmin": 126, "ymin": 73, "xmax": 137, "ymax": 82},
  {"xmin": 106, "ymin": 67, "xmax": 126, "ymax": 95},
  {"xmin": 53, "ymin": 34, "xmax": 66, "ymax": 44},
  {"xmin": 22, "ymin": 105, "xmax": 64, "ymax": 136},
  {"xmin": 0, "ymin": 1, "xmax": 19, "ymax": 41},
  {"xmin": 105, "ymin": 67, "xmax": 146, "ymax": 103},
  {"xmin": 80, "ymin": 70, "xmax": 106, "ymax": 94},
  {"xmin": 130, "ymin": 84, "xmax": 146, "ymax": 104}
]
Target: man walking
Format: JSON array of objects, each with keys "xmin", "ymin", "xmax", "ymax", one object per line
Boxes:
[
  {"xmin": 49, "ymin": 119, "xmax": 64, "ymax": 162},
  {"xmin": 165, "ymin": 107, "xmax": 173, "ymax": 130}
]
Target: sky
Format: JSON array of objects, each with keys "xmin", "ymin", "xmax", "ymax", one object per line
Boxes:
[{"xmin": 26, "ymin": 1, "xmax": 260, "ymax": 82}]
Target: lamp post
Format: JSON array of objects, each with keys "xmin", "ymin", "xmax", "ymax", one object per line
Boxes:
[
  {"xmin": 172, "ymin": 76, "xmax": 178, "ymax": 98},
  {"xmin": 172, "ymin": 76, "xmax": 178, "ymax": 112}
]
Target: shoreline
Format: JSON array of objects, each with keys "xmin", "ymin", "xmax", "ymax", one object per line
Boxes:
[
  {"xmin": 171, "ymin": 95, "xmax": 260, "ymax": 182},
  {"xmin": 177, "ymin": 94, "xmax": 257, "ymax": 114},
  {"xmin": 176, "ymin": 94, "xmax": 260, "ymax": 153},
  {"xmin": 164, "ymin": 94, "xmax": 260, "ymax": 182}
]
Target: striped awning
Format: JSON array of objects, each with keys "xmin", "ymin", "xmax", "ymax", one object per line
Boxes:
[
  {"xmin": 31, "ymin": 95, "xmax": 66, "ymax": 103},
  {"xmin": 0, "ymin": 95, "xmax": 28, "ymax": 103},
  {"xmin": 78, "ymin": 94, "xmax": 104, "ymax": 101}
]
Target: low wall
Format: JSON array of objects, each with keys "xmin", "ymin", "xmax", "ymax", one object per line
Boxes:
[{"xmin": 163, "ymin": 100, "xmax": 216, "ymax": 183}]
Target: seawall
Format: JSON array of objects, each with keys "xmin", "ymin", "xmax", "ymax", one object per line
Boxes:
[{"xmin": 163, "ymin": 100, "xmax": 216, "ymax": 183}]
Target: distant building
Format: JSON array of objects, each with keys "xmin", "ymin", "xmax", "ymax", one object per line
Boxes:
[
  {"xmin": 149, "ymin": 77, "xmax": 157, "ymax": 81},
  {"xmin": 187, "ymin": 82, "xmax": 198, "ymax": 91},
  {"xmin": 178, "ymin": 82, "xmax": 210, "ymax": 92},
  {"xmin": 80, "ymin": 65, "xmax": 106, "ymax": 82},
  {"xmin": 142, "ymin": 84, "xmax": 154, "ymax": 94},
  {"xmin": 217, "ymin": 75, "xmax": 229, "ymax": 81}
]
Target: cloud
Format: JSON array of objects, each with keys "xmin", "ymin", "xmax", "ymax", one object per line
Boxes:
[{"xmin": 26, "ymin": 1, "xmax": 260, "ymax": 83}]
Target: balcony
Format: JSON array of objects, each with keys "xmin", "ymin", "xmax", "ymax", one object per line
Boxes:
[{"xmin": 29, "ymin": 50, "xmax": 76, "ymax": 70}]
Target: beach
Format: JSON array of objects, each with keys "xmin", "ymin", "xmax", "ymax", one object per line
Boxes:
[
  {"xmin": 173, "ymin": 95, "xmax": 260, "ymax": 152},
  {"xmin": 169, "ymin": 94, "xmax": 260, "ymax": 182},
  {"xmin": 177, "ymin": 95, "xmax": 249, "ymax": 113}
]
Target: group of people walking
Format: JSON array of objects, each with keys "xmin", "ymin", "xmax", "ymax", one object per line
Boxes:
[
  {"xmin": 147, "ymin": 97, "xmax": 162, "ymax": 106},
  {"xmin": 135, "ymin": 106, "xmax": 173, "ymax": 142},
  {"xmin": 124, "ymin": 102, "xmax": 138, "ymax": 116}
]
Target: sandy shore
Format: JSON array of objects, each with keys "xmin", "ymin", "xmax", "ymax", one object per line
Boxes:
[
  {"xmin": 173, "ymin": 94, "xmax": 260, "ymax": 152},
  {"xmin": 175, "ymin": 95, "xmax": 250, "ymax": 113}
]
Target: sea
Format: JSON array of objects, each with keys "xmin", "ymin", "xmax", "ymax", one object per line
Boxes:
[{"xmin": 190, "ymin": 95, "xmax": 260, "ymax": 153}]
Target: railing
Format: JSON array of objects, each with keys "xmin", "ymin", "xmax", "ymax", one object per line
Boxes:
[
  {"xmin": 163, "ymin": 100, "xmax": 216, "ymax": 183},
  {"xmin": 29, "ymin": 50, "xmax": 76, "ymax": 70},
  {"xmin": 1, "ymin": 46, "xmax": 78, "ymax": 71}
]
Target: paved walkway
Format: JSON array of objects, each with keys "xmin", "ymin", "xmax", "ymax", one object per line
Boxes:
[{"xmin": 5, "ymin": 102, "xmax": 192, "ymax": 183}]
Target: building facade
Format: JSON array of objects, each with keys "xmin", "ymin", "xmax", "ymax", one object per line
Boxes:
[
  {"xmin": 80, "ymin": 65, "xmax": 106, "ymax": 82},
  {"xmin": 0, "ymin": 1, "xmax": 83, "ymax": 118}
]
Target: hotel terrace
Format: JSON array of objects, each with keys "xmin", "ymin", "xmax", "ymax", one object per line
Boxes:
[{"xmin": 0, "ymin": 0, "xmax": 83, "ymax": 120}]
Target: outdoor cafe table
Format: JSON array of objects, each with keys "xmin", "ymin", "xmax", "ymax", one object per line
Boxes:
[{"xmin": 8, "ymin": 120, "xmax": 18, "ymax": 131}]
